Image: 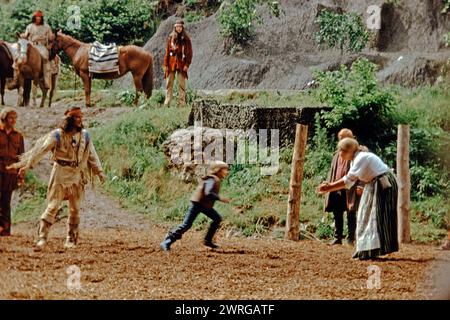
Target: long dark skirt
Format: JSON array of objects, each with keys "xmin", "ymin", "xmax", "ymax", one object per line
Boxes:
[{"xmin": 353, "ymin": 171, "xmax": 399, "ymax": 260}]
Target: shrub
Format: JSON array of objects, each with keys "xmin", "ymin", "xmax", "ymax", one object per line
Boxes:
[
  {"xmin": 313, "ymin": 58, "xmax": 397, "ymax": 151},
  {"xmin": 217, "ymin": 0, "xmax": 281, "ymax": 47},
  {"xmin": 315, "ymin": 9, "xmax": 370, "ymax": 55}
]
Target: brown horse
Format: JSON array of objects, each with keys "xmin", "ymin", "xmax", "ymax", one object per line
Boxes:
[
  {"xmin": 32, "ymin": 54, "xmax": 60, "ymax": 108},
  {"xmin": 15, "ymin": 36, "xmax": 48, "ymax": 108},
  {"xmin": 50, "ymin": 30, "xmax": 153, "ymax": 107},
  {"xmin": 0, "ymin": 40, "xmax": 14, "ymax": 105}
]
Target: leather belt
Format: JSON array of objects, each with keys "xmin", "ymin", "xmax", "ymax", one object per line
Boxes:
[{"xmin": 56, "ymin": 160, "xmax": 78, "ymax": 168}]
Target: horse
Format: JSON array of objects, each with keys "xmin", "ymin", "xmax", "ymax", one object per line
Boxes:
[
  {"xmin": 15, "ymin": 36, "xmax": 49, "ymax": 108},
  {"xmin": 50, "ymin": 30, "xmax": 153, "ymax": 108},
  {"xmin": 32, "ymin": 54, "xmax": 60, "ymax": 108},
  {"xmin": 0, "ymin": 40, "xmax": 15, "ymax": 105}
]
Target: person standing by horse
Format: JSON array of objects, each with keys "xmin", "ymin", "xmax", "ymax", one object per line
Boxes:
[
  {"xmin": 163, "ymin": 20, "xmax": 192, "ymax": 108},
  {"xmin": 0, "ymin": 107, "xmax": 25, "ymax": 236},
  {"xmin": 8, "ymin": 107, "xmax": 106, "ymax": 249},
  {"xmin": 15, "ymin": 10, "xmax": 53, "ymax": 90}
]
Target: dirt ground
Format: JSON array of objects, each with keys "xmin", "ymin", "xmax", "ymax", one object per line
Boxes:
[{"xmin": 0, "ymin": 91, "xmax": 449, "ymax": 300}]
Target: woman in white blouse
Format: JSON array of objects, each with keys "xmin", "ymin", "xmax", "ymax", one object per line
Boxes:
[{"xmin": 317, "ymin": 137, "xmax": 399, "ymax": 260}]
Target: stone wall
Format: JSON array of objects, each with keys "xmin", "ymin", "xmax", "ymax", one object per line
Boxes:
[{"xmin": 188, "ymin": 99, "xmax": 330, "ymax": 145}]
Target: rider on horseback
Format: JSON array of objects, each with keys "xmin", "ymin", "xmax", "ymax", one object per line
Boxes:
[{"xmin": 9, "ymin": 10, "xmax": 53, "ymax": 90}]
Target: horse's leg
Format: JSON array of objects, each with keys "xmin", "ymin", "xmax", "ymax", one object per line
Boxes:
[
  {"xmin": 23, "ymin": 78, "xmax": 33, "ymax": 107},
  {"xmin": 17, "ymin": 78, "xmax": 24, "ymax": 107},
  {"xmin": 80, "ymin": 72, "xmax": 92, "ymax": 108},
  {"xmin": 31, "ymin": 81, "xmax": 37, "ymax": 107},
  {"xmin": 39, "ymin": 80, "xmax": 48, "ymax": 109},
  {"xmin": 132, "ymin": 72, "xmax": 144, "ymax": 106},
  {"xmin": 48, "ymin": 78, "xmax": 53, "ymax": 108},
  {"xmin": 48, "ymin": 74, "xmax": 57, "ymax": 107},
  {"xmin": 0, "ymin": 76, "xmax": 5, "ymax": 105}
]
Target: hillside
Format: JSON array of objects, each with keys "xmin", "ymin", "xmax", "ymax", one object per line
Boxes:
[{"xmin": 134, "ymin": 0, "xmax": 450, "ymax": 90}]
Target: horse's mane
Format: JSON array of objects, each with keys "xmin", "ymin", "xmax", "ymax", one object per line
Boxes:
[{"xmin": 58, "ymin": 32, "xmax": 84, "ymax": 47}]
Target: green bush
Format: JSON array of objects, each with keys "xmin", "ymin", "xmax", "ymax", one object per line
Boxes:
[
  {"xmin": 315, "ymin": 9, "xmax": 370, "ymax": 55},
  {"xmin": 117, "ymin": 90, "xmax": 138, "ymax": 107},
  {"xmin": 304, "ymin": 115, "xmax": 334, "ymax": 180},
  {"xmin": 0, "ymin": 0, "xmax": 34, "ymax": 42},
  {"xmin": 217, "ymin": 0, "xmax": 281, "ymax": 46},
  {"xmin": 313, "ymin": 58, "xmax": 397, "ymax": 151}
]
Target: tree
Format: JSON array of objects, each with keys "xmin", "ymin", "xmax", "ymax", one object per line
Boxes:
[{"xmin": 314, "ymin": 9, "xmax": 369, "ymax": 56}]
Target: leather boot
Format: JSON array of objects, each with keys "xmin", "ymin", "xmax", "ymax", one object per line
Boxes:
[
  {"xmin": 160, "ymin": 233, "xmax": 176, "ymax": 252},
  {"xmin": 203, "ymin": 240, "xmax": 220, "ymax": 249},
  {"xmin": 64, "ymin": 224, "xmax": 79, "ymax": 249},
  {"xmin": 36, "ymin": 219, "xmax": 52, "ymax": 248}
]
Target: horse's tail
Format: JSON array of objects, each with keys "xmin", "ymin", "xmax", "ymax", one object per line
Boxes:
[
  {"xmin": 22, "ymin": 78, "xmax": 32, "ymax": 106},
  {"xmin": 142, "ymin": 55, "xmax": 153, "ymax": 98}
]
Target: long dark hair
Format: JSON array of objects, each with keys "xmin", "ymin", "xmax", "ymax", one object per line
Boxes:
[
  {"xmin": 60, "ymin": 116, "xmax": 83, "ymax": 133},
  {"xmin": 170, "ymin": 28, "xmax": 190, "ymax": 45},
  {"xmin": 31, "ymin": 16, "xmax": 44, "ymax": 25}
]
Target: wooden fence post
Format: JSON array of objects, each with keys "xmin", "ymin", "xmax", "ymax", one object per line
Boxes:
[
  {"xmin": 285, "ymin": 124, "xmax": 308, "ymax": 241},
  {"xmin": 397, "ymin": 124, "xmax": 411, "ymax": 243}
]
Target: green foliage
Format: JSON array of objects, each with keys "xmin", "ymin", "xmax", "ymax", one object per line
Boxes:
[
  {"xmin": 412, "ymin": 195, "xmax": 449, "ymax": 230},
  {"xmin": 68, "ymin": 0, "xmax": 158, "ymax": 45},
  {"xmin": 184, "ymin": 11, "xmax": 204, "ymax": 23},
  {"xmin": 410, "ymin": 164, "xmax": 448, "ymax": 199},
  {"xmin": 12, "ymin": 172, "xmax": 47, "ymax": 223},
  {"xmin": 386, "ymin": 0, "xmax": 401, "ymax": 7},
  {"xmin": 217, "ymin": 0, "xmax": 281, "ymax": 46},
  {"xmin": 0, "ymin": 0, "xmax": 34, "ymax": 42},
  {"xmin": 93, "ymin": 107, "xmax": 191, "ymax": 209},
  {"xmin": 149, "ymin": 90, "xmax": 166, "ymax": 106},
  {"xmin": 316, "ymin": 219, "xmax": 334, "ymax": 239},
  {"xmin": 442, "ymin": 0, "xmax": 450, "ymax": 13},
  {"xmin": 304, "ymin": 115, "xmax": 334, "ymax": 180},
  {"xmin": 0, "ymin": 0, "xmax": 159, "ymax": 46},
  {"xmin": 313, "ymin": 58, "xmax": 397, "ymax": 151},
  {"xmin": 117, "ymin": 90, "xmax": 137, "ymax": 107},
  {"xmin": 315, "ymin": 9, "xmax": 369, "ymax": 55},
  {"xmin": 443, "ymin": 32, "xmax": 450, "ymax": 47}
]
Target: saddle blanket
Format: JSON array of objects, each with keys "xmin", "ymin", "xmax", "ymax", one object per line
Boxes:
[{"xmin": 88, "ymin": 41, "xmax": 119, "ymax": 74}]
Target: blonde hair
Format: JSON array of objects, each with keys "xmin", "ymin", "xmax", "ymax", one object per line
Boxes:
[
  {"xmin": 338, "ymin": 137, "xmax": 360, "ymax": 153},
  {"xmin": 0, "ymin": 107, "xmax": 17, "ymax": 124},
  {"xmin": 208, "ymin": 161, "xmax": 229, "ymax": 175},
  {"xmin": 337, "ymin": 128, "xmax": 354, "ymax": 140}
]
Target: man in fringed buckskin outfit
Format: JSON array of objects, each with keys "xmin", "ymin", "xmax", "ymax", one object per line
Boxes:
[{"xmin": 9, "ymin": 107, "xmax": 106, "ymax": 249}]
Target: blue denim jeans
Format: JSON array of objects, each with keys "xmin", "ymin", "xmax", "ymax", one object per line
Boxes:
[{"xmin": 169, "ymin": 201, "xmax": 222, "ymax": 242}]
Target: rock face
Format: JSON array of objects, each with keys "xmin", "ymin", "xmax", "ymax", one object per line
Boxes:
[
  {"xmin": 114, "ymin": 0, "xmax": 450, "ymax": 91},
  {"xmin": 188, "ymin": 99, "xmax": 330, "ymax": 144}
]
